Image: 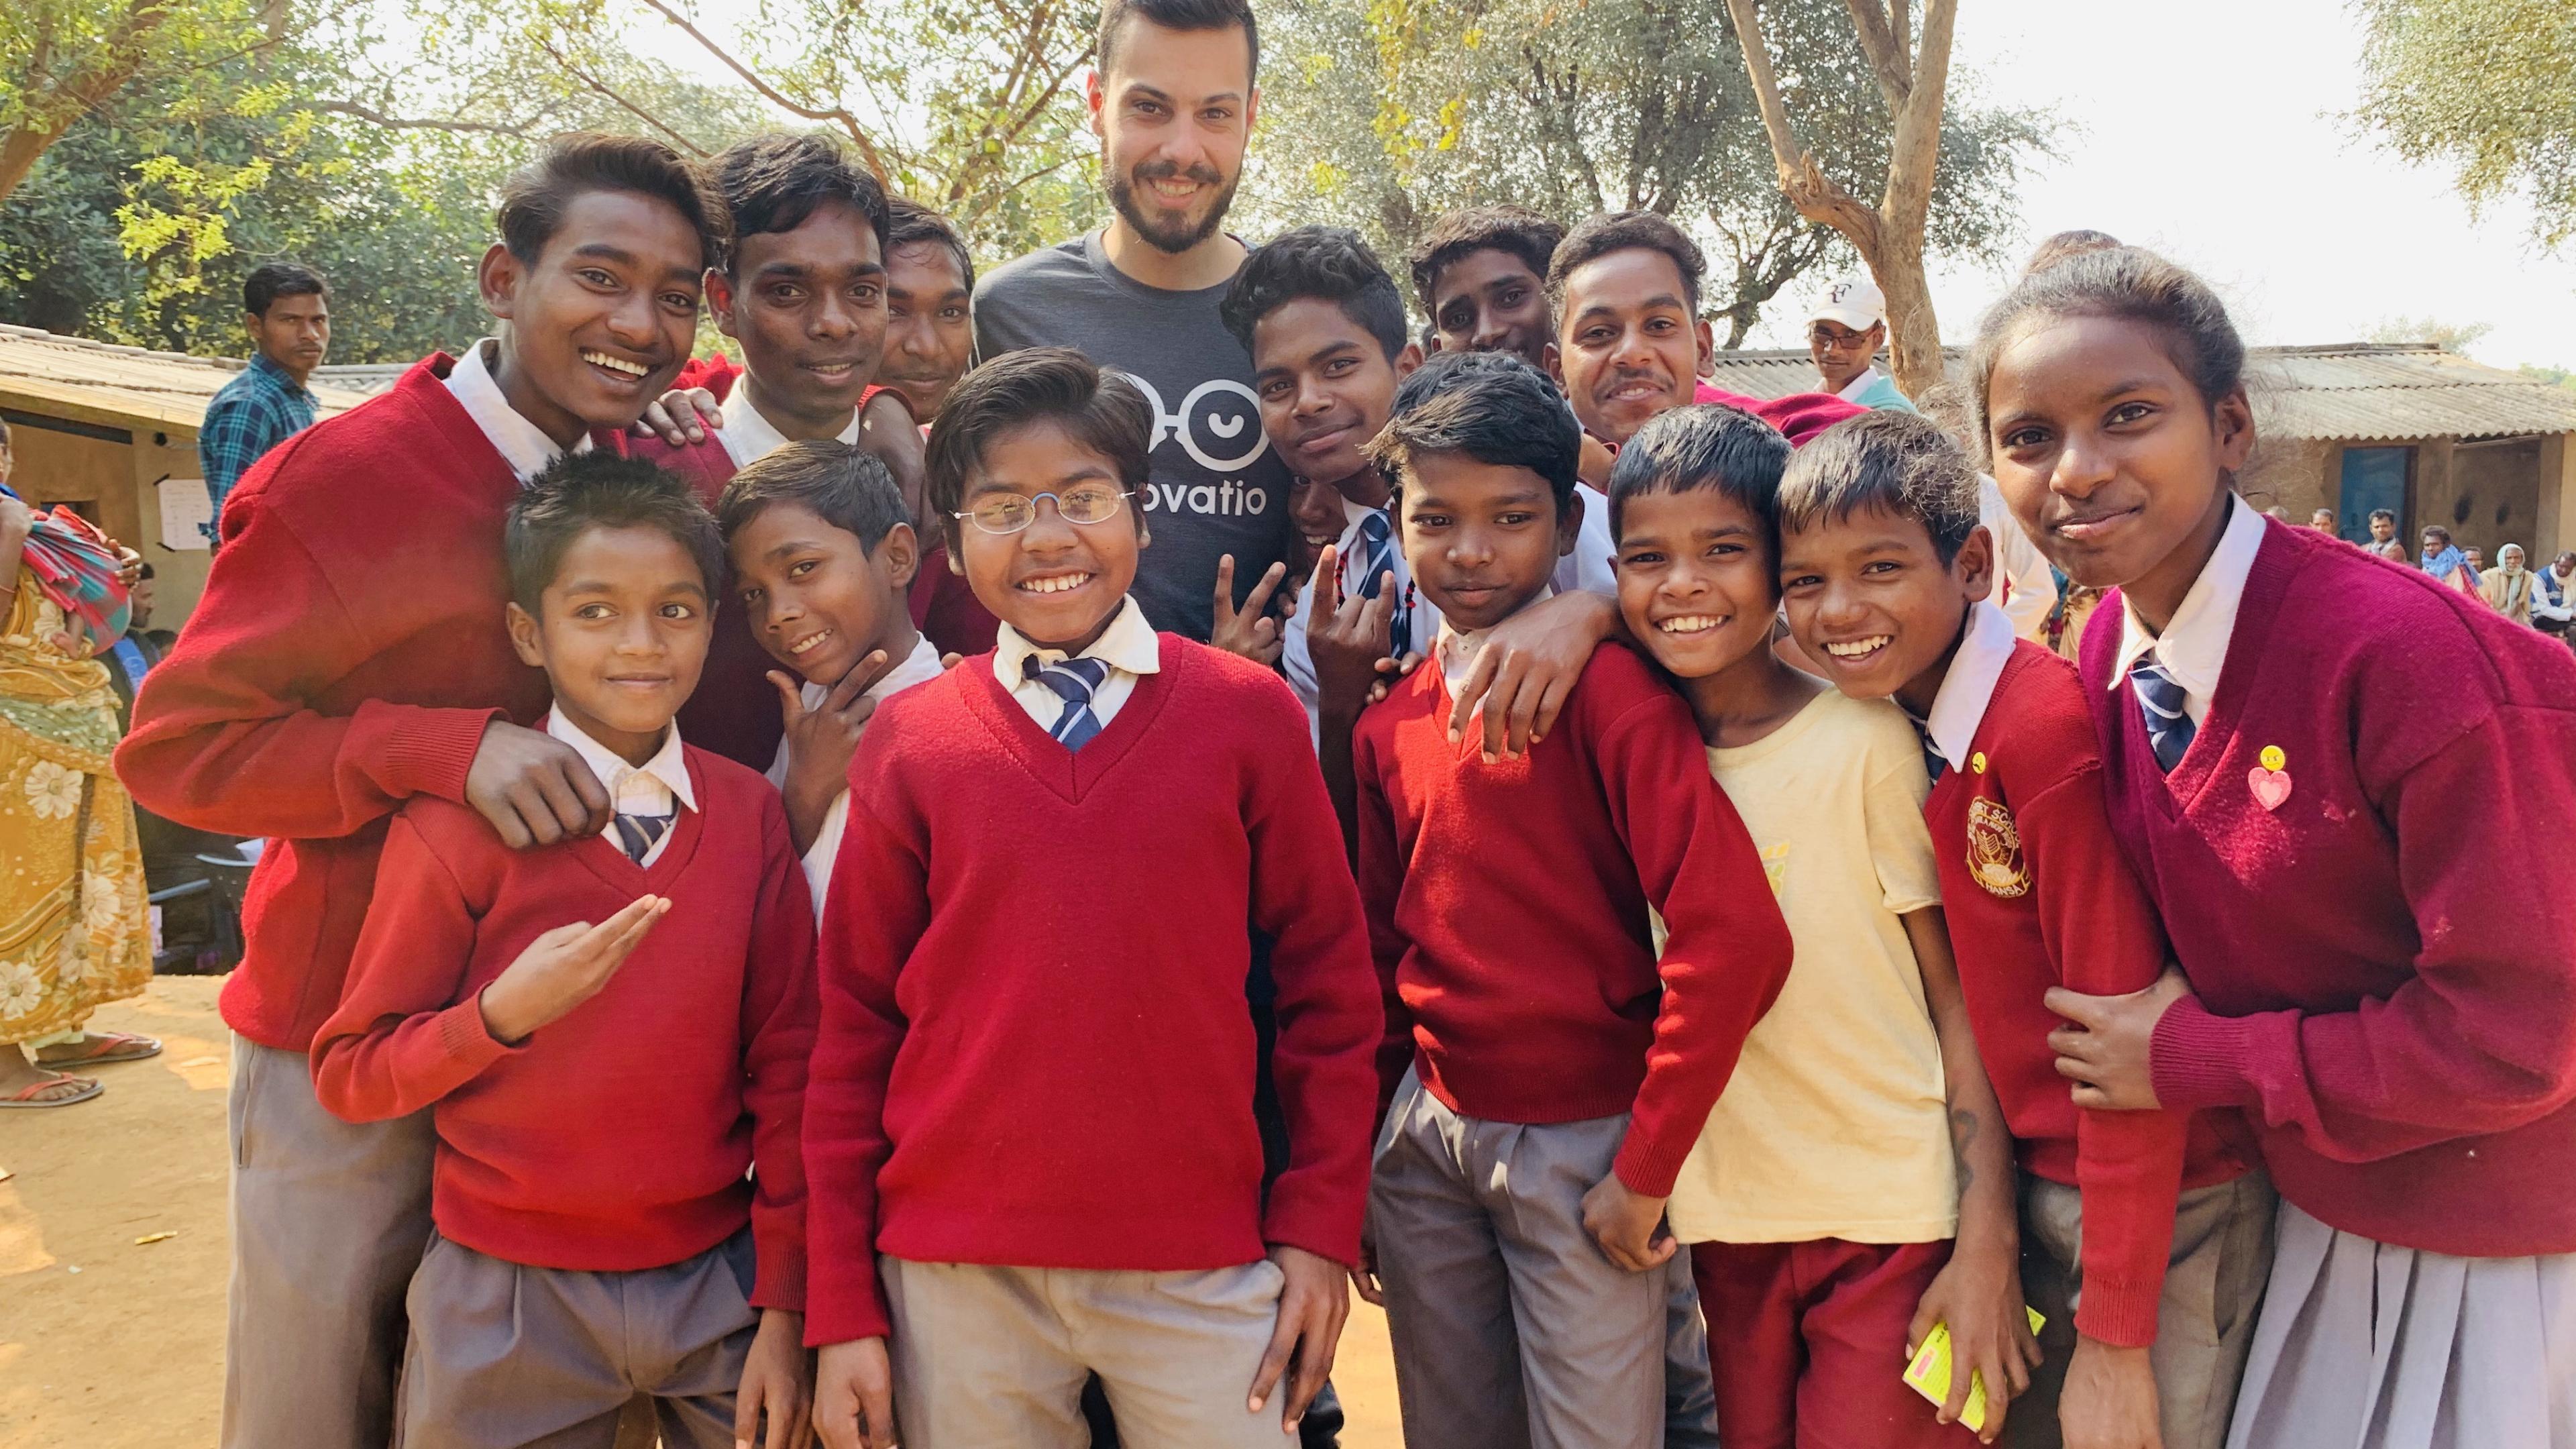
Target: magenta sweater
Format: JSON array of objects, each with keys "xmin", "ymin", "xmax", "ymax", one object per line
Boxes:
[{"xmin": 2080, "ymin": 518, "xmax": 2576, "ymax": 1256}]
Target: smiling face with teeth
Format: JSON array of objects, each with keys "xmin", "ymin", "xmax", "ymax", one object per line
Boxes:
[
  {"xmin": 709, "ymin": 201, "xmax": 890, "ymax": 439},
  {"xmin": 1614, "ymin": 485, "xmax": 1783, "ymax": 690},
  {"xmin": 1548, "ymin": 248, "xmax": 1715, "ymax": 449},
  {"xmin": 1088, "ymin": 17, "xmax": 1256, "ymax": 264},
  {"xmin": 1778, "ymin": 500, "xmax": 1993, "ymax": 715},
  {"xmin": 730, "ymin": 498, "xmax": 920, "ymax": 690},
  {"xmin": 955, "ymin": 420, "xmax": 1149, "ymax": 653},
  {"xmin": 479, "ymin": 189, "xmax": 709, "ymax": 445}
]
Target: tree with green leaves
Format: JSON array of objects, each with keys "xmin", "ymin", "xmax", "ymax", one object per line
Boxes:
[
  {"xmin": 1, "ymin": 0, "xmax": 294, "ymax": 208},
  {"xmin": 1246, "ymin": 0, "xmax": 2043, "ymax": 347},
  {"xmin": 2355, "ymin": 0, "xmax": 2576, "ymax": 251}
]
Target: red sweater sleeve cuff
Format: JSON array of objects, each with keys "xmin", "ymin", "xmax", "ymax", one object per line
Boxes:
[
  {"xmin": 2149, "ymin": 998, "xmax": 2261, "ymax": 1112},
  {"xmin": 1612, "ymin": 1125, "xmax": 1695, "ymax": 1199},
  {"xmin": 2073, "ymin": 1272, "xmax": 2165, "ymax": 1347},
  {"xmin": 1262, "ymin": 1183, "xmax": 1364, "ymax": 1269},
  {"xmin": 751, "ymin": 1239, "xmax": 806, "ymax": 1313},
  {"xmin": 367, "ymin": 702, "xmax": 505, "ymax": 804},
  {"xmin": 802, "ymin": 1281, "xmax": 890, "ymax": 1347},
  {"xmin": 436, "ymin": 997, "xmax": 516, "ymax": 1072}
]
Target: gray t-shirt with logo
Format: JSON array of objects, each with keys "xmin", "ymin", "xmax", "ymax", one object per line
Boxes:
[{"xmin": 972, "ymin": 231, "xmax": 1293, "ymax": 642}]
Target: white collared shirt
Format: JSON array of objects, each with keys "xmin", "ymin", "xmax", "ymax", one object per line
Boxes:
[
  {"xmin": 545, "ymin": 706, "xmax": 695, "ymax": 866},
  {"xmin": 443, "ymin": 339, "xmax": 596, "ymax": 482},
  {"xmin": 1922, "ymin": 600, "xmax": 2017, "ymax": 771},
  {"xmin": 716, "ymin": 383, "xmax": 863, "ymax": 471},
  {"xmin": 1980, "ymin": 476, "xmax": 2059, "ymax": 643},
  {"xmin": 1438, "ymin": 586, "xmax": 1554, "ymax": 701},
  {"xmin": 993, "ymin": 594, "xmax": 1161, "ymax": 736},
  {"xmin": 2109, "ymin": 495, "xmax": 2266, "ymax": 728},
  {"xmin": 765, "ymin": 633, "xmax": 945, "ymax": 913},
  {"xmin": 2536, "ymin": 566, "xmax": 2575, "ymax": 624},
  {"xmin": 1836, "ymin": 364, "xmax": 1892, "ymax": 404}
]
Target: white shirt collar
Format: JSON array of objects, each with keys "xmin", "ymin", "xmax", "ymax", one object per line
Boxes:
[
  {"xmin": 2110, "ymin": 495, "xmax": 2266, "ymax": 698},
  {"xmin": 1438, "ymin": 586, "xmax": 1552, "ymax": 698},
  {"xmin": 800, "ymin": 633, "xmax": 945, "ymax": 712},
  {"xmin": 545, "ymin": 706, "xmax": 696, "ymax": 815},
  {"xmin": 1835, "ymin": 365, "xmax": 1888, "ymax": 404},
  {"xmin": 1923, "ymin": 600, "xmax": 2017, "ymax": 769},
  {"xmin": 717, "ymin": 381, "xmax": 863, "ymax": 469},
  {"xmin": 444, "ymin": 339, "xmax": 595, "ymax": 482},
  {"xmin": 993, "ymin": 594, "xmax": 1161, "ymax": 688}
]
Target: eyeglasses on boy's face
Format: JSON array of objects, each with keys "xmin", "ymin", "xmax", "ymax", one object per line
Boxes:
[{"xmin": 952, "ymin": 485, "xmax": 1134, "ymax": 535}]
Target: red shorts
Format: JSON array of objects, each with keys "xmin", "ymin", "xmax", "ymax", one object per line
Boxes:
[{"xmin": 1690, "ymin": 1238, "xmax": 1979, "ymax": 1449}]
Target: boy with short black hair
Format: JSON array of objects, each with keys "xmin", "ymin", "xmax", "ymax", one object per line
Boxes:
[
  {"xmin": 118, "ymin": 130, "xmax": 730, "ymax": 1449},
  {"xmin": 1609, "ymin": 403, "xmax": 2033, "ymax": 1448},
  {"xmin": 1405, "ymin": 204, "xmax": 1565, "ymax": 367},
  {"xmin": 718, "ymin": 440, "xmax": 942, "ymax": 906},
  {"xmin": 312, "ymin": 451, "xmax": 817, "ymax": 1449},
  {"xmin": 1770, "ymin": 411, "xmax": 2267, "ymax": 1449},
  {"xmin": 804, "ymin": 347, "xmax": 1382, "ymax": 1449},
  {"xmin": 1351, "ymin": 351, "xmax": 1793, "ymax": 1449}
]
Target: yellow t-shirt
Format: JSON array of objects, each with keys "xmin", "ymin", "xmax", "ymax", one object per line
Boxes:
[{"xmin": 1664, "ymin": 688, "xmax": 1955, "ymax": 1246}]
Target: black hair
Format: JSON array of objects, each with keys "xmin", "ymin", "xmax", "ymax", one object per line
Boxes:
[
  {"xmin": 924, "ymin": 348, "xmax": 1154, "ymax": 537},
  {"xmin": 504, "ymin": 451, "xmax": 726, "ymax": 611},
  {"xmin": 1364, "ymin": 350, "xmax": 1579, "ymax": 514},
  {"xmin": 1775, "ymin": 411, "xmax": 1980, "ymax": 564},
  {"xmin": 2023, "ymin": 229, "xmax": 2123, "ymax": 276},
  {"xmin": 1970, "ymin": 246, "xmax": 2246, "ymax": 469},
  {"xmin": 2422, "ymin": 524, "xmax": 2453, "ymax": 545},
  {"xmin": 712, "ymin": 133, "xmax": 890, "ymax": 272},
  {"xmin": 2369, "ymin": 507, "xmax": 2398, "ymax": 524},
  {"xmin": 717, "ymin": 440, "xmax": 910, "ymax": 557},
  {"xmin": 1097, "ymin": 0, "xmax": 1258, "ymax": 84},
  {"xmin": 1546, "ymin": 210, "xmax": 1705, "ymax": 318},
  {"xmin": 136, "ymin": 561, "xmax": 156, "ymax": 582},
  {"xmin": 1219, "ymin": 225, "xmax": 1408, "ymax": 361},
  {"xmin": 887, "ymin": 196, "xmax": 975, "ymax": 293},
  {"xmin": 1407, "ymin": 205, "xmax": 1564, "ymax": 319},
  {"xmin": 496, "ymin": 132, "xmax": 731, "ymax": 276},
  {"xmin": 1605, "ymin": 402, "xmax": 1792, "ymax": 542},
  {"xmin": 244, "ymin": 262, "xmax": 328, "ymax": 318}
]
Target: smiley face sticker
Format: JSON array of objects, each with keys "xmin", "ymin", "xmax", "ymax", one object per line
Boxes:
[{"xmin": 2249, "ymin": 745, "xmax": 2292, "ymax": 811}]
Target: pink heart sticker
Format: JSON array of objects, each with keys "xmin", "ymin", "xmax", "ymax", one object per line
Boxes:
[{"xmin": 2249, "ymin": 765, "xmax": 2292, "ymax": 811}]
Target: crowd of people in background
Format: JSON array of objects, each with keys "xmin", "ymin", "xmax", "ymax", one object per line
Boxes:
[{"xmin": 1, "ymin": 3, "xmax": 2571, "ymax": 1449}]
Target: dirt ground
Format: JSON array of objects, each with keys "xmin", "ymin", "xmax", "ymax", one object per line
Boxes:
[{"xmin": 0, "ymin": 975, "xmax": 1406, "ymax": 1449}]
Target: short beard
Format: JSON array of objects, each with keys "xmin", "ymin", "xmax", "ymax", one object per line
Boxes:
[{"xmin": 1106, "ymin": 162, "xmax": 1239, "ymax": 255}]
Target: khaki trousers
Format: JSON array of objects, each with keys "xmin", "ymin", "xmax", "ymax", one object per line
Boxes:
[
  {"xmin": 2010, "ymin": 1171, "xmax": 2277, "ymax": 1449},
  {"xmin": 222, "ymin": 1036, "xmax": 437, "ymax": 1449},
  {"xmin": 882, "ymin": 1256, "xmax": 1294, "ymax": 1448}
]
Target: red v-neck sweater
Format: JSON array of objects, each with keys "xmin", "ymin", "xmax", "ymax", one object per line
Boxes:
[
  {"xmin": 1351, "ymin": 641, "xmax": 1794, "ymax": 1197},
  {"xmin": 309, "ymin": 747, "xmax": 815, "ymax": 1307},
  {"xmin": 801, "ymin": 636, "xmax": 1382, "ymax": 1346},
  {"xmin": 1927, "ymin": 640, "xmax": 2245, "ymax": 1346},
  {"xmin": 2080, "ymin": 519, "xmax": 2576, "ymax": 1256},
  {"xmin": 117, "ymin": 356, "xmax": 575, "ymax": 1052}
]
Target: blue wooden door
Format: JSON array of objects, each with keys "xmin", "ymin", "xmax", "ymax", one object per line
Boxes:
[{"xmin": 2337, "ymin": 447, "xmax": 2411, "ymax": 545}]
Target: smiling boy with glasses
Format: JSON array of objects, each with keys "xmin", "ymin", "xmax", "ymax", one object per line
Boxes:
[{"xmin": 802, "ymin": 346, "xmax": 1381, "ymax": 1449}]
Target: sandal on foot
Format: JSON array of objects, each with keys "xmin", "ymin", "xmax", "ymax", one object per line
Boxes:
[
  {"xmin": 36, "ymin": 1032, "xmax": 161, "ymax": 1068},
  {"xmin": 0, "ymin": 1072, "xmax": 103, "ymax": 1108}
]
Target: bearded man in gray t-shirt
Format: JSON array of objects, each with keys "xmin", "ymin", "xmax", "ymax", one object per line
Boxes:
[{"xmin": 970, "ymin": 0, "xmax": 1291, "ymax": 645}]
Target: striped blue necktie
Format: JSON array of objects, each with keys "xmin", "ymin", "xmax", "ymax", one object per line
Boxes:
[
  {"xmin": 2128, "ymin": 658, "xmax": 2196, "ymax": 773},
  {"xmin": 1353, "ymin": 508, "xmax": 1408, "ymax": 656},
  {"xmin": 1024, "ymin": 655, "xmax": 1112, "ymax": 751},
  {"xmin": 612, "ymin": 812, "xmax": 671, "ymax": 863}
]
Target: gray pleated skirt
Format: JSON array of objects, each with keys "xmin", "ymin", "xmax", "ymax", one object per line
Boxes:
[{"xmin": 2226, "ymin": 1201, "xmax": 2576, "ymax": 1448}]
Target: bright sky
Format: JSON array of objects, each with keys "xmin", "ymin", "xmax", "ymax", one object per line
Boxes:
[{"xmin": 1740, "ymin": 0, "xmax": 2576, "ymax": 368}]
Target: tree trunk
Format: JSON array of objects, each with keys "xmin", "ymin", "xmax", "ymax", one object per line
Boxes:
[
  {"xmin": 1872, "ymin": 223, "xmax": 1943, "ymax": 398},
  {"xmin": 0, "ymin": 120, "xmax": 73, "ymax": 211}
]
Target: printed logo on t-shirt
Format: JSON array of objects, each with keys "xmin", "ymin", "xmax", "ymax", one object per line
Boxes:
[
  {"xmin": 1756, "ymin": 841, "xmax": 1790, "ymax": 896},
  {"xmin": 1113, "ymin": 369, "xmax": 1275, "ymax": 519}
]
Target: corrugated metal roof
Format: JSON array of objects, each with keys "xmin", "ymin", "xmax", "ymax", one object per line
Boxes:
[
  {"xmin": 311, "ymin": 362, "xmax": 409, "ymax": 396},
  {"xmin": 0, "ymin": 323, "xmax": 375, "ymax": 431},
  {"xmin": 1702, "ymin": 342, "xmax": 2576, "ymax": 442}
]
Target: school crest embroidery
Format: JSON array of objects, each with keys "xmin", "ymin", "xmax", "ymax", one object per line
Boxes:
[{"xmin": 1965, "ymin": 796, "xmax": 2030, "ymax": 899}]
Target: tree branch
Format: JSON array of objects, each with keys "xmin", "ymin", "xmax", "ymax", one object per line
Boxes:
[
  {"xmin": 1843, "ymin": 0, "xmax": 1913, "ymax": 118},
  {"xmin": 1721, "ymin": 0, "xmax": 1880, "ymax": 251},
  {"xmin": 626, "ymin": 0, "xmax": 890, "ymax": 177},
  {"xmin": 308, "ymin": 100, "xmax": 534, "ymax": 136}
]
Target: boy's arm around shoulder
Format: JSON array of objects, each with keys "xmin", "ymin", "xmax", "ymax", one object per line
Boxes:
[
  {"xmin": 1238, "ymin": 666, "xmax": 1386, "ymax": 1268},
  {"xmin": 801, "ymin": 738, "xmax": 934, "ymax": 1347},
  {"xmin": 1586, "ymin": 649, "xmax": 1794, "ymax": 1195},
  {"xmin": 2012, "ymin": 742, "xmax": 2192, "ymax": 1348},
  {"xmin": 117, "ymin": 433, "xmax": 504, "ymax": 839},
  {"xmin": 740, "ymin": 783, "xmax": 821, "ymax": 1316},
  {"xmin": 309, "ymin": 802, "xmax": 510, "ymax": 1121}
]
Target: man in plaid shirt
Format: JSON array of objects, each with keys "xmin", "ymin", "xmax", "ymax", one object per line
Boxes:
[{"xmin": 197, "ymin": 262, "xmax": 329, "ymax": 545}]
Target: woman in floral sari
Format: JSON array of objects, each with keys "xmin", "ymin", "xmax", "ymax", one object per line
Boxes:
[{"xmin": 0, "ymin": 477, "xmax": 154, "ymax": 1107}]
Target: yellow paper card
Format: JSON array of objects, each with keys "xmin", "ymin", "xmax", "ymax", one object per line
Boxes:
[{"xmin": 1902, "ymin": 1307, "xmax": 2046, "ymax": 1435}]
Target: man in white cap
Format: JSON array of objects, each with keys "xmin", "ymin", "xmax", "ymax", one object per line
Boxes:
[{"xmin": 1807, "ymin": 275, "xmax": 1917, "ymax": 413}]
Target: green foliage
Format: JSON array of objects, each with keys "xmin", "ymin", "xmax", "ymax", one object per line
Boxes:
[
  {"xmin": 1246, "ymin": 0, "xmax": 2048, "ymax": 343},
  {"xmin": 2521, "ymin": 363, "xmax": 2575, "ymax": 390},
  {"xmin": 2357, "ymin": 0, "xmax": 2576, "ymax": 250},
  {"xmin": 2365, "ymin": 314, "xmax": 2493, "ymax": 354}
]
